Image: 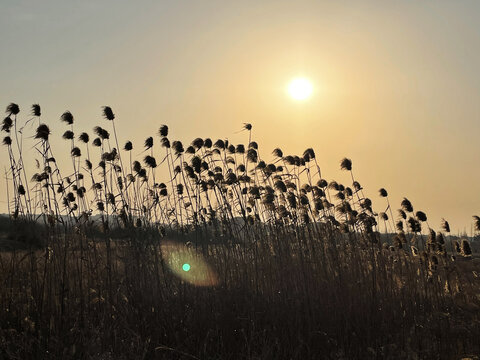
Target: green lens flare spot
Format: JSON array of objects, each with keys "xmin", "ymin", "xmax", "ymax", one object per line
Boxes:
[{"xmin": 182, "ymin": 263, "xmax": 191, "ymax": 272}]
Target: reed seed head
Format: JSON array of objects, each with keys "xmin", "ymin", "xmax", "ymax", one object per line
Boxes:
[
  {"xmin": 61, "ymin": 111, "xmax": 74, "ymax": 125},
  {"xmin": 63, "ymin": 130, "xmax": 74, "ymax": 140},
  {"xmin": 441, "ymin": 218, "xmax": 450, "ymax": 233},
  {"xmin": 172, "ymin": 141, "xmax": 184, "ymax": 155},
  {"xmin": 243, "ymin": 123, "xmax": 252, "ymax": 131},
  {"xmin": 416, "ymin": 211, "xmax": 427, "ymax": 222},
  {"xmin": 144, "ymin": 155, "xmax": 157, "ymax": 168},
  {"xmin": 144, "ymin": 136, "xmax": 153, "ymax": 149},
  {"xmin": 161, "ymin": 137, "xmax": 170, "ymax": 148},
  {"xmin": 473, "ymin": 215, "xmax": 480, "ymax": 232},
  {"xmin": 401, "ymin": 198, "xmax": 413, "ymax": 213},
  {"xmin": 340, "ymin": 158, "xmax": 352, "ymax": 171},
  {"xmin": 158, "ymin": 125, "xmax": 169, "ymax": 137},
  {"xmin": 247, "ymin": 148, "xmax": 258, "ymax": 163},
  {"xmin": 102, "ymin": 106, "xmax": 115, "ymax": 120},
  {"xmin": 2, "ymin": 136, "xmax": 12, "ymax": 145},
  {"xmin": 192, "ymin": 138, "xmax": 204, "ymax": 149},
  {"xmin": 71, "ymin": 147, "xmax": 81, "ymax": 157},
  {"xmin": 461, "ymin": 239, "xmax": 472, "ymax": 257},
  {"xmin": 272, "ymin": 148, "xmax": 283, "ymax": 158},
  {"xmin": 35, "ymin": 124, "xmax": 50, "ymax": 141},
  {"xmin": 79, "ymin": 132, "xmax": 90, "ymax": 143},
  {"xmin": 2, "ymin": 117, "xmax": 13, "ymax": 132},
  {"xmin": 204, "ymin": 138, "xmax": 212, "ymax": 148},
  {"xmin": 92, "ymin": 138, "xmax": 102, "ymax": 147},
  {"xmin": 6, "ymin": 103, "xmax": 20, "ymax": 115},
  {"xmin": 31, "ymin": 104, "xmax": 41, "ymax": 117}
]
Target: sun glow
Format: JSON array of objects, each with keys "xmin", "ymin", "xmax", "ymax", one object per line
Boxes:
[{"xmin": 287, "ymin": 77, "xmax": 313, "ymax": 101}]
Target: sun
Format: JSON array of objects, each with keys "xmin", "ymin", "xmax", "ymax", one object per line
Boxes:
[{"xmin": 287, "ymin": 77, "xmax": 313, "ymax": 101}]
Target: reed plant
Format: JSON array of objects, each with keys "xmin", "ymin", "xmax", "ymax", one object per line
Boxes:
[{"xmin": 0, "ymin": 103, "xmax": 479, "ymax": 359}]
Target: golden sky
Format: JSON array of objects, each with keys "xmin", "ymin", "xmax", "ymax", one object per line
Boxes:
[{"xmin": 1, "ymin": 1, "xmax": 479, "ymax": 232}]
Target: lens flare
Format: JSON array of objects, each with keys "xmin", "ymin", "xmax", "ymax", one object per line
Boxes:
[{"xmin": 161, "ymin": 241, "xmax": 219, "ymax": 286}]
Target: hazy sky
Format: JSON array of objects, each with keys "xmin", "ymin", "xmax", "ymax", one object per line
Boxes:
[{"xmin": 1, "ymin": 0, "xmax": 479, "ymax": 232}]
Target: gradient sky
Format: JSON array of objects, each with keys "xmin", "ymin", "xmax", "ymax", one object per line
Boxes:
[{"xmin": 1, "ymin": 0, "xmax": 479, "ymax": 233}]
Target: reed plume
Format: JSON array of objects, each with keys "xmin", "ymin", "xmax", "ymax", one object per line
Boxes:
[
  {"xmin": 340, "ymin": 157, "xmax": 352, "ymax": 171},
  {"xmin": 60, "ymin": 111, "xmax": 74, "ymax": 125},
  {"xmin": 102, "ymin": 106, "xmax": 115, "ymax": 121}
]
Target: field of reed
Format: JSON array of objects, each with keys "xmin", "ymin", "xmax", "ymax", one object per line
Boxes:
[{"xmin": 0, "ymin": 103, "xmax": 479, "ymax": 359}]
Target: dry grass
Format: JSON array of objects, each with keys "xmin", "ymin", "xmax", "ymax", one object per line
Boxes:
[{"xmin": 0, "ymin": 103, "xmax": 479, "ymax": 359}]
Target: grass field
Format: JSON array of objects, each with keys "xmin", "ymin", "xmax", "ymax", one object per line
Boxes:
[{"xmin": 0, "ymin": 103, "xmax": 479, "ymax": 359}]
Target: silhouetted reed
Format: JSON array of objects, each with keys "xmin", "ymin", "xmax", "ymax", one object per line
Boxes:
[{"xmin": 0, "ymin": 103, "xmax": 479, "ymax": 359}]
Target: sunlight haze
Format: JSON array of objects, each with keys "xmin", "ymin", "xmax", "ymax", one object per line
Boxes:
[{"xmin": 1, "ymin": 0, "xmax": 479, "ymax": 232}]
